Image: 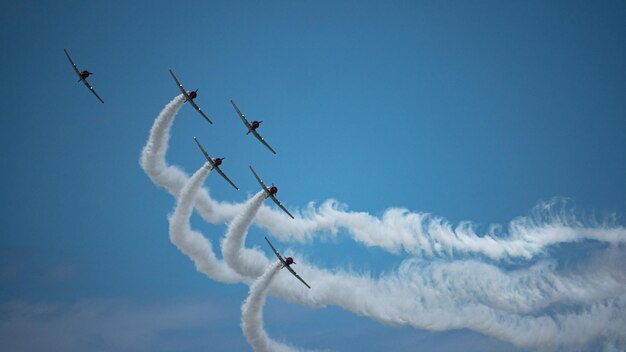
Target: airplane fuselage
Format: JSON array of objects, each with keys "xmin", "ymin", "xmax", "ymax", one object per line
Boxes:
[
  {"xmin": 80, "ymin": 70, "xmax": 91, "ymax": 79},
  {"xmin": 213, "ymin": 158, "xmax": 223, "ymax": 166},
  {"xmin": 284, "ymin": 257, "xmax": 294, "ymax": 266},
  {"xmin": 251, "ymin": 120, "xmax": 260, "ymax": 129},
  {"xmin": 269, "ymin": 186, "xmax": 278, "ymax": 195},
  {"xmin": 188, "ymin": 91, "xmax": 197, "ymax": 100}
]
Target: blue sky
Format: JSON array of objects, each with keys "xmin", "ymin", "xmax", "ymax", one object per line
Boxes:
[{"xmin": 1, "ymin": 1, "xmax": 625, "ymax": 351}]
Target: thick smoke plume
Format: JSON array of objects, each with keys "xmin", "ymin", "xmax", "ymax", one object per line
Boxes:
[
  {"xmin": 241, "ymin": 261, "xmax": 296, "ymax": 352},
  {"xmin": 140, "ymin": 96, "xmax": 626, "ymax": 260},
  {"xmin": 222, "ymin": 191, "xmax": 269, "ymax": 279},
  {"xmin": 141, "ymin": 95, "xmax": 626, "ymax": 351},
  {"xmin": 217, "ymin": 181, "xmax": 626, "ymax": 350},
  {"xmin": 141, "ymin": 97, "xmax": 625, "ymax": 261},
  {"xmin": 140, "ymin": 94, "xmax": 243, "ymax": 222},
  {"xmin": 168, "ymin": 163, "xmax": 241, "ymax": 283}
]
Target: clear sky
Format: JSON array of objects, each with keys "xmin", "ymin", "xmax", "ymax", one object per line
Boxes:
[{"xmin": 1, "ymin": 1, "xmax": 625, "ymax": 351}]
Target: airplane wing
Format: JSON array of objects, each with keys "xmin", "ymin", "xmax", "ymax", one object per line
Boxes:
[
  {"xmin": 249, "ymin": 166, "xmax": 294, "ymax": 218},
  {"xmin": 249, "ymin": 165, "xmax": 270, "ymax": 193},
  {"xmin": 269, "ymin": 194, "xmax": 295, "ymax": 219},
  {"xmin": 213, "ymin": 167, "xmax": 240, "ymax": 191},
  {"xmin": 264, "ymin": 236, "xmax": 287, "ymax": 265},
  {"xmin": 285, "ymin": 264, "xmax": 311, "ymax": 289},
  {"xmin": 187, "ymin": 96, "xmax": 213, "ymax": 124},
  {"xmin": 193, "ymin": 137, "xmax": 215, "ymax": 167},
  {"xmin": 194, "ymin": 137, "xmax": 239, "ymax": 190},
  {"xmin": 169, "ymin": 69, "xmax": 212, "ymax": 124},
  {"xmin": 231, "ymin": 100, "xmax": 276, "ymax": 154},
  {"xmin": 264, "ymin": 237, "xmax": 310, "ymax": 289},
  {"xmin": 251, "ymin": 129, "xmax": 277, "ymax": 154},
  {"xmin": 64, "ymin": 49, "xmax": 82, "ymax": 77},
  {"xmin": 230, "ymin": 100, "xmax": 252, "ymax": 129},
  {"xmin": 64, "ymin": 49, "xmax": 104, "ymax": 104},
  {"xmin": 81, "ymin": 80, "xmax": 105, "ymax": 104},
  {"xmin": 169, "ymin": 69, "xmax": 191, "ymax": 99}
]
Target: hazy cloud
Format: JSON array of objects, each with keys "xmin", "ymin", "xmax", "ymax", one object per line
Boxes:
[{"xmin": 0, "ymin": 298, "xmax": 241, "ymax": 352}]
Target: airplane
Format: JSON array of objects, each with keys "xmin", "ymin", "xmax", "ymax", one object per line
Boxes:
[
  {"xmin": 193, "ymin": 137, "xmax": 239, "ymax": 191},
  {"xmin": 265, "ymin": 236, "xmax": 311, "ymax": 289},
  {"xmin": 64, "ymin": 49, "xmax": 104, "ymax": 104},
  {"xmin": 169, "ymin": 69, "xmax": 213, "ymax": 124},
  {"xmin": 249, "ymin": 165, "xmax": 294, "ymax": 219},
  {"xmin": 230, "ymin": 100, "xmax": 276, "ymax": 154}
]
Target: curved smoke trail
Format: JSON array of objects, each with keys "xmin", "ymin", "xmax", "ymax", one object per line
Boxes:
[
  {"xmin": 139, "ymin": 96, "xmax": 626, "ymax": 260},
  {"xmin": 140, "ymin": 94, "xmax": 243, "ymax": 222},
  {"xmin": 218, "ymin": 191, "xmax": 626, "ymax": 350},
  {"xmin": 140, "ymin": 94, "xmax": 185, "ymax": 197},
  {"xmin": 168, "ymin": 163, "xmax": 241, "ymax": 283},
  {"xmin": 222, "ymin": 191, "xmax": 270, "ymax": 279},
  {"xmin": 142, "ymin": 95, "xmax": 626, "ymax": 350},
  {"xmin": 242, "ymin": 261, "xmax": 296, "ymax": 352}
]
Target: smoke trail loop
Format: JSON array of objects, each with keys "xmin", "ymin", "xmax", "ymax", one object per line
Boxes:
[
  {"xmin": 140, "ymin": 94, "xmax": 243, "ymax": 222},
  {"xmin": 142, "ymin": 95, "xmax": 626, "ymax": 351},
  {"xmin": 140, "ymin": 96, "xmax": 626, "ymax": 261},
  {"xmin": 169, "ymin": 162, "xmax": 241, "ymax": 283},
  {"xmin": 222, "ymin": 191, "xmax": 270, "ymax": 278}
]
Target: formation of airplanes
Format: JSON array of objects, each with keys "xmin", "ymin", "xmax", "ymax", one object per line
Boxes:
[{"xmin": 64, "ymin": 50, "xmax": 311, "ymax": 289}]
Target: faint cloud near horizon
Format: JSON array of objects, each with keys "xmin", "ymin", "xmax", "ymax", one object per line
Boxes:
[
  {"xmin": 0, "ymin": 298, "xmax": 245, "ymax": 352},
  {"xmin": 0, "ymin": 247, "xmax": 82, "ymax": 292}
]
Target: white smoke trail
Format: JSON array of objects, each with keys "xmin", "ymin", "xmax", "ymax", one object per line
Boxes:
[
  {"xmin": 140, "ymin": 94, "xmax": 243, "ymax": 222},
  {"xmin": 218, "ymin": 191, "xmax": 626, "ymax": 350},
  {"xmin": 166, "ymin": 169, "xmax": 626, "ymax": 349},
  {"xmin": 241, "ymin": 261, "xmax": 297, "ymax": 352},
  {"xmin": 165, "ymin": 153, "xmax": 297, "ymax": 350},
  {"xmin": 139, "ymin": 96, "xmax": 626, "ymax": 260},
  {"xmin": 142, "ymin": 96, "xmax": 626, "ymax": 350},
  {"xmin": 140, "ymin": 94, "xmax": 186, "ymax": 197},
  {"xmin": 168, "ymin": 163, "xmax": 241, "ymax": 283},
  {"xmin": 245, "ymin": 245, "xmax": 626, "ymax": 349},
  {"xmin": 222, "ymin": 191, "xmax": 270, "ymax": 279}
]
